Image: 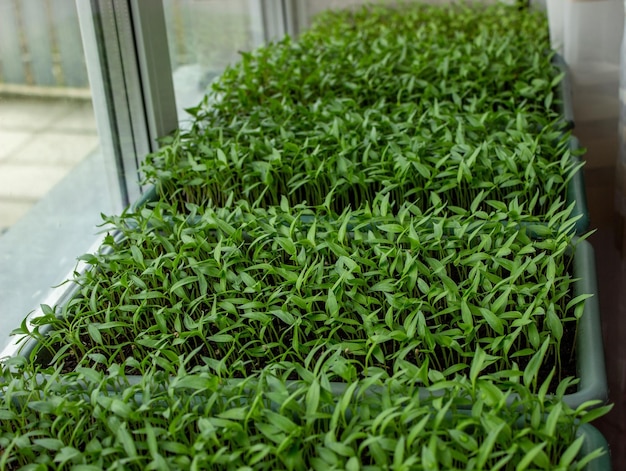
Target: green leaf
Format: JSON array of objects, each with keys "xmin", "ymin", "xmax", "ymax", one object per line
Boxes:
[
  {"xmin": 448, "ymin": 429, "xmax": 477, "ymax": 452},
  {"xmin": 407, "ymin": 414, "xmax": 430, "ymax": 448},
  {"xmin": 130, "ymin": 245, "xmax": 144, "ymax": 267},
  {"xmin": 379, "ymin": 224, "xmax": 405, "ymax": 234},
  {"xmin": 545, "ymin": 305, "xmax": 563, "ymax": 342},
  {"xmin": 207, "ymin": 334, "xmax": 234, "ymax": 343},
  {"xmin": 270, "ymin": 309, "xmax": 295, "ymax": 325},
  {"xmin": 543, "ymin": 402, "xmax": 562, "ymax": 437},
  {"xmin": 476, "ymin": 422, "xmax": 504, "ymax": 468},
  {"xmin": 550, "ymin": 71, "xmax": 565, "ymax": 88},
  {"xmin": 54, "ymin": 446, "xmax": 82, "ymax": 464},
  {"xmin": 491, "ymin": 288, "xmax": 510, "ymax": 315},
  {"xmin": 478, "ymin": 307, "xmax": 504, "ymax": 335},
  {"xmin": 346, "ymin": 456, "xmax": 360, "ymax": 471},
  {"xmin": 307, "ymin": 220, "xmax": 317, "ymax": 246},
  {"xmin": 276, "ymin": 237, "xmax": 297, "ymax": 256},
  {"xmin": 370, "ymin": 279, "xmax": 396, "ymax": 293},
  {"xmin": 523, "ymin": 337, "xmax": 550, "ymax": 388},
  {"xmin": 0, "ymin": 409, "xmax": 16, "ymax": 420},
  {"xmin": 174, "ymin": 375, "xmax": 216, "ymax": 391},
  {"xmin": 470, "ymin": 347, "xmax": 486, "ymax": 385},
  {"xmin": 27, "ymin": 401, "xmax": 55, "ymax": 414},
  {"xmin": 218, "ymin": 407, "xmax": 247, "ymax": 420},
  {"xmin": 170, "ymin": 276, "xmax": 198, "ymax": 299},
  {"xmin": 159, "ymin": 440, "xmax": 189, "ymax": 455},
  {"xmin": 76, "ymin": 367, "xmax": 103, "ymax": 384},
  {"xmin": 34, "ymin": 438, "xmax": 64, "ymax": 451},
  {"xmin": 557, "ymin": 435, "xmax": 584, "ymax": 468},
  {"xmin": 546, "ymin": 257, "xmax": 556, "ymax": 285},
  {"xmin": 470, "ymin": 190, "xmax": 485, "ymax": 213},
  {"xmin": 110, "ymin": 399, "xmax": 133, "ymax": 419},
  {"xmin": 579, "ymin": 404, "xmax": 614, "ymax": 424},
  {"xmin": 327, "ymin": 289, "xmax": 339, "ymax": 317},
  {"xmin": 421, "ymin": 443, "xmax": 438, "ymax": 470},
  {"xmin": 144, "ymin": 421, "xmax": 160, "ymax": 460},
  {"xmin": 393, "ymin": 436, "xmax": 405, "ymax": 468},
  {"xmin": 460, "ymin": 298, "xmax": 474, "ymax": 328},
  {"xmin": 338, "ymin": 212, "xmax": 351, "ymax": 243},
  {"xmin": 87, "ymin": 323, "xmax": 103, "ymax": 345},
  {"xmin": 306, "ymin": 379, "xmax": 320, "ymax": 420},
  {"xmin": 116, "ymin": 424, "xmax": 138, "ymax": 458},
  {"xmin": 216, "ymin": 148, "xmax": 228, "ymax": 163},
  {"xmin": 565, "ymin": 293, "xmax": 593, "ymax": 313},
  {"xmin": 515, "ymin": 442, "xmax": 547, "ymax": 471},
  {"xmin": 265, "ymin": 410, "xmax": 298, "ymax": 434}
]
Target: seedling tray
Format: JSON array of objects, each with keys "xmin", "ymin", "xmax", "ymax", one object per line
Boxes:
[
  {"xmin": 134, "ymin": 136, "xmax": 589, "ymax": 236},
  {"xmin": 287, "ymin": 239, "xmax": 606, "ymax": 409},
  {"xmin": 5, "ymin": 230, "xmax": 607, "ymax": 412},
  {"xmin": 579, "ymin": 423, "xmax": 612, "ymax": 471},
  {"xmin": 551, "ymin": 239, "xmax": 606, "ymax": 408}
]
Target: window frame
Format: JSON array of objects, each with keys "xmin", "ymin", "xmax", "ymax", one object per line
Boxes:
[{"xmin": 79, "ymin": 0, "xmax": 294, "ymax": 206}]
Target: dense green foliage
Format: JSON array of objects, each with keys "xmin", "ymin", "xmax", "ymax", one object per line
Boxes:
[
  {"xmin": 31, "ymin": 201, "xmax": 582, "ymax": 384},
  {"xmin": 0, "ymin": 354, "xmax": 610, "ymax": 470},
  {"xmin": 0, "ymin": 2, "xmax": 608, "ymax": 470},
  {"xmin": 143, "ymin": 3, "xmax": 580, "ymax": 217}
]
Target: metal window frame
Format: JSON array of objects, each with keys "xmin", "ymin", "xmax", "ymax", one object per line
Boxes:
[
  {"xmin": 77, "ymin": 0, "xmax": 288, "ymax": 208},
  {"xmin": 256, "ymin": 0, "xmax": 298, "ymax": 42},
  {"xmin": 76, "ymin": 0, "xmax": 178, "ymax": 208},
  {"xmin": 283, "ymin": 0, "xmax": 306, "ymax": 37}
]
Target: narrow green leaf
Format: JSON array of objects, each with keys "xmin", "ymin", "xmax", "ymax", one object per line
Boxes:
[
  {"xmin": 558, "ymin": 435, "xmax": 584, "ymax": 468},
  {"xmin": 34, "ymin": 438, "xmax": 64, "ymax": 451},
  {"xmin": 87, "ymin": 323, "xmax": 103, "ymax": 345},
  {"xmin": 306, "ymin": 379, "xmax": 320, "ymax": 420},
  {"xmin": 327, "ymin": 289, "xmax": 339, "ymax": 317},
  {"xmin": 523, "ymin": 337, "xmax": 550, "ymax": 388},
  {"xmin": 478, "ymin": 307, "xmax": 504, "ymax": 335},
  {"xmin": 579, "ymin": 404, "xmax": 614, "ymax": 424},
  {"xmin": 515, "ymin": 442, "xmax": 547, "ymax": 471},
  {"xmin": 476, "ymin": 422, "xmax": 504, "ymax": 468}
]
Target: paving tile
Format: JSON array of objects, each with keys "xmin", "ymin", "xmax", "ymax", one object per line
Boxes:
[
  {"xmin": 0, "ymin": 130, "xmax": 33, "ymax": 161},
  {"xmin": 0, "ymin": 200, "xmax": 34, "ymax": 233},
  {"xmin": 6, "ymin": 132, "xmax": 99, "ymax": 166},
  {"xmin": 49, "ymin": 101, "xmax": 97, "ymax": 133},
  {"xmin": 0, "ymin": 164, "xmax": 73, "ymax": 200},
  {"xmin": 0, "ymin": 97, "xmax": 73, "ymax": 131}
]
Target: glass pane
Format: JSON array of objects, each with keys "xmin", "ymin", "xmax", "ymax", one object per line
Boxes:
[
  {"xmin": 163, "ymin": 0, "xmax": 264, "ymax": 124},
  {"xmin": 300, "ymin": 0, "xmax": 399, "ymax": 26},
  {"xmin": 0, "ymin": 0, "xmax": 115, "ymax": 351}
]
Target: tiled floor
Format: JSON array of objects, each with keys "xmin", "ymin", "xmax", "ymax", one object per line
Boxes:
[
  {"xmin": 0, "ymin": 96, "xmax": 98, "ymax": 232},
  {"xmin": 589, "ymin": 192, "xmax": 626, "ymax": 468},
  {"xmin": 565, "ymin": 62, "xmax": 626, "ymax": 466},
  {"xmin": 574, "ymin": 102, "xmax": 626, "ymax": 465}
]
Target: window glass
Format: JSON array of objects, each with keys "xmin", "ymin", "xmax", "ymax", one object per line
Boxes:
[
  {"xmin": 300, "ymin": 0, "xmax": 399, "ymax": 25},
  {"xmin": 163, "ymin": 0, "xmax": 264, "ymax": 124},
  {"xmin": 0, "ymin": 0, "xmax": 114, "ymax": 351}
]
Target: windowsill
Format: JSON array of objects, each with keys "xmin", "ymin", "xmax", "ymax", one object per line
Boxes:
[{"xmin": 0, "ymin": 148, "xmax": 116, "ymax": 353}]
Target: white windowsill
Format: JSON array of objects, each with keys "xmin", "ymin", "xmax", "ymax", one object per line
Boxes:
[{"xmin": 0, "ymin": 149, "xmax": 116, "ymax": 353}]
